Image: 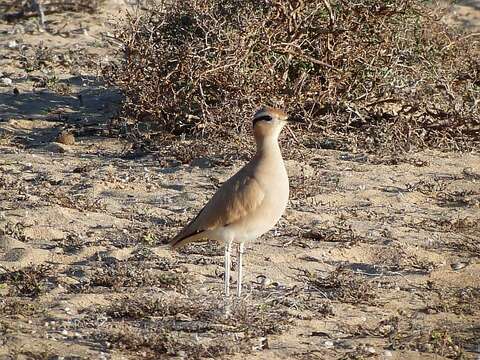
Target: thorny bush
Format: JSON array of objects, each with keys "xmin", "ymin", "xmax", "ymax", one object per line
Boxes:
[{"xmin": 105, "ymin": 0, "xmax": 479, "ymax": 154}]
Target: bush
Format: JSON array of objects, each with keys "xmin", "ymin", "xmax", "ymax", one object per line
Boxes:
[{"xmin": 105, "ymin": 0, "xmax": 479, "ymax": 153}]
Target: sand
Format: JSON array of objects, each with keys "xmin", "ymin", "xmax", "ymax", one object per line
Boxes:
[{"xmin": 0, "ymin": 1, "xmax": 479, "ymax": 359}]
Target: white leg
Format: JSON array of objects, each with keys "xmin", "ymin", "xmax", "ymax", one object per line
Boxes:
[
  {"xmin": 224, "ymin": 241, "xmax": 232, "ymax": 297},
  {"xmin": 237, "ymin": 242, "xmax": 244, "ymax": 297}
]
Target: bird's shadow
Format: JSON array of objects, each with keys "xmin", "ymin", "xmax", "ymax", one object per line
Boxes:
[{"xmin": 330, "ymin": 261, "xmax": 432, "ymax": 276}]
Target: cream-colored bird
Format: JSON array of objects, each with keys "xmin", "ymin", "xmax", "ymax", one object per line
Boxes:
[{"xmin": 170, "ymin": 106, "xmax": 290, "ymax": 297}]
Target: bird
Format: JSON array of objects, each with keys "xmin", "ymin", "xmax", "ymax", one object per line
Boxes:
[{"xmin": 169, "ymin": 106, "xmax": 290, "ymax": 298}]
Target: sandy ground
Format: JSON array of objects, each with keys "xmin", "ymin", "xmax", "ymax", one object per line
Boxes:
[{"xmin": 0, "ymin": 1, "xmax": 479, "ymax": 359}]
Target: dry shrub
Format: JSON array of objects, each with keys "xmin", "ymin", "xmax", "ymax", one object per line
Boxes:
[
  {"xmin": 105, "ymin": 0, "xmax": 479, "ymax": 154},
  {"xmin": 0, "ymin": 264, "xmax": 55, "ymax": 298},
  {"xmin": 302, "ymin": 267, "xmax": 376, "ymax": 305},
  {"xmin": 87, "ymin": 261, "xmax": 189, "ymax": 291}
]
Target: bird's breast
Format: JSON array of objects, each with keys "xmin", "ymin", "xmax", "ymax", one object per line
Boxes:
[{"xmin": 232, "ymin": 162, "xmax": 289, "ymax": 242}]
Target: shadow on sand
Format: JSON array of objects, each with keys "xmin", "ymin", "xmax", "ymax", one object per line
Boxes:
[{"xmin": 0, "ymin": 75, "xmax": 121, "ymax": 146}]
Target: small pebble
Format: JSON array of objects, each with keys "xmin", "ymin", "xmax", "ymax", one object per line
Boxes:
[
  {"xmin": 366, "ymin": 346, "xmax": 376, "ymax": 354},
  {"xmin": 44, "ymin": 142, "xmax": 70, "ymax": 153},
  {"xmin": 451, "ymin": 261, "xmax": 469, "ymax": 271},
  {"xmin": 61, "ymin": 329, "xmax": 68, "ymax": 336},
  {"xmin": 255, "ymin": 337, "xmax": 269, "ymax": 350},
  {"xmin": 54, "ymin": 247, "xmax": 63, "ymax": 254},
  {"xmin": 424, "ymin": 343, "xmax": 434, "ymax": 352},
  {"xmin": 256, "ymin": 275, "xmax": 271, "ymax": 287},
  {"xmin": 337, "ymin": 339, "xmax": 354, "ymax": 349},
  {"xmin": 8, "ymin": 40, "xmax": 18, "ymax": 49},
  {"xmin": 384, "ymin": 350, "xmax": 393, "ymax": 357},
  {"xmin": 56, "ymin": 132, "xmax": 75, "ymax": 145},
  {"xmin": 324, "ymin": 340, "xmax": 334, "ymax": 349},
  {"xmin": 1, "ymin": 78, "xmax": 12, "ymax": 86}
]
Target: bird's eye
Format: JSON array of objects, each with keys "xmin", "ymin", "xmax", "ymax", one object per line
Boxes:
[
  {"xmin": 258, "ymin": 115, "xmax": 272, "ymax": 121},
  {"xmin": 253, "ymin": 115, "xmax": 272, "ymax": 125}
]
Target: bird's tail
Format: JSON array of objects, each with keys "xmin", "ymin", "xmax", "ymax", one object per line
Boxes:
[{"xmin": 169, "ymin": 230, "xmax": 207, "ymax": 250}]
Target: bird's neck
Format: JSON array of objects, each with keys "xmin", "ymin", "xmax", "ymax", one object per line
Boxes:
[{"xmin": 255, "ymin": 135, "xmax": 282, "ymax": 159}]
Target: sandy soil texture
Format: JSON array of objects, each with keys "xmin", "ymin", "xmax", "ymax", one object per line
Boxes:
[{"xmin": 0, "ymin": 1, "xmax": 479, "ymax": 359}]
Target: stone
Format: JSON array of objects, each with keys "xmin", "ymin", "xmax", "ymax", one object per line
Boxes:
[
  {"xmin": 1, "ymin": 78, "xmax": 13, "ymax": 86},
  {"xmin": 43, "ymin": 142, "xmax": 71, "ymax": 153}
]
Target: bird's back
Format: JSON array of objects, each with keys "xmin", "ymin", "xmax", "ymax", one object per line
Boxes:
[{"xmin": 169, "ymin": 149, "xmax": 288, "ymax": 247}]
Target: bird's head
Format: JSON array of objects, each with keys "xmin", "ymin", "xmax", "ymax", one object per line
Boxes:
[{"xmin": 252, "ymin": 106, "xmax": 289, "ymax": 141}]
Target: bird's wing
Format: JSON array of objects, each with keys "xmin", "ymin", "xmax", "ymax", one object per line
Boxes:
[{"xmin": 169, "ymin": 169, "xmax": 265, "ymax": 248}]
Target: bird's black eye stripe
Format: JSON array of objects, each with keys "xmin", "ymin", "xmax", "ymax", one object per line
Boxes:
[{"xmin": 253, "ymin": 115, "xmax": 272, "ymax": 125}]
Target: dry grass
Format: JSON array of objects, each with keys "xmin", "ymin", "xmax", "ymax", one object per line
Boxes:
[
  {"xmin": 436, "ymin": 189, "xmax": 480, "ymax": 208},
  {"xmin": 303, "ymin": 223, "xmax": 367, "ymax": 247},
  {"xmin": 392, "ymin": 323, "xmax": 478, "ymax": 358},
  {"xmin": 341, "ymin": 316, "xmax": 478, "ymax": 358},
  {"xmin": 178, "ymin": 240, "xmax": 223, "ymax": 257},
  {"xmin": 301, "ymin": 267, "xmax": 377, "ymax": 305},
  {"xmin": 18, "ymin": 44, "xmax": 99, "ymax": 73},
  {"xmin": 8, "ymin": 349, "xmax": 58, "ymax": 360},
  {"xmin": 0, "ymin": 264, "xmax": 55, "ymax": 298},
  {"xmin": 84, "ymin": 261, "xmax": 189, "ymax": 292},
  {"xmin": 0, "ymin": 298, "xmax": 42, "ymax": 316},
  {"xmin": 105, "ymin": 0, "xmax": 479, "ymax": 155},
  {"xmin": 90, "ymin": 293, "xmax": 292, "ymax": 359},
  {"xmin": 0, "ymin": 169, "xmax": 106, "ymax": 214},
  {"xmin": 424, "ymin": 286, "xmax": 480, "ymax": 316}
]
